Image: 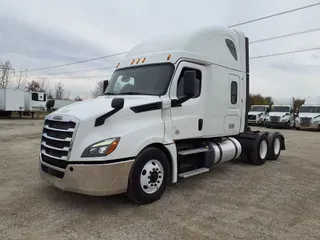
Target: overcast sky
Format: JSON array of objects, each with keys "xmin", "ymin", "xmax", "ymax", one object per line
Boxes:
[{"xmin": 1, "ymin": 0, "xmax": 320, "ymax": 99}]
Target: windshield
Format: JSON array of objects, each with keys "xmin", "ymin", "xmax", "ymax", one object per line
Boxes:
[
  {"xmin": 104, "ymin": 63, "xmax": 174, "ymax": 96},
  {"xmin": 299, "ymin": 106, "xmax": 320, "ymax": 113},
  {"xmin": 250, "ymin": 106, "xmax": 266, "ymax": 111},
  {"xmin": 270, "ymin": 106, "xmax": 290, "ymax": 112}
]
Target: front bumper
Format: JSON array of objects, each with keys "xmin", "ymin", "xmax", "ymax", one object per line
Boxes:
[
  {"xmin": 39, "ymin": 156, "xmax": 134, "ymax": 196},
  {"xmin": 265, "ymin": 121, "xmax": 290, "ymax": 128},
  {"xmin": 248, "ymin": 119, "xmax": 264, "ymax": 125},
  {"xmin": 297, "ymin": 123, "xmax": 320, "ymax": 130}
]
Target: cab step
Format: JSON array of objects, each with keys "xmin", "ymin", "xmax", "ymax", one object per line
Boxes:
[
  {"xmin": 178, "ymin": 167, "xmax": 209, "ymax": 178},
  {"xmin": 178, "ymin": 147, "xmax": 209, "ymax": 156}
]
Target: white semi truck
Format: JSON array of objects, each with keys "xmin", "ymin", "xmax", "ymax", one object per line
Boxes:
[
  {"xmin": 296, "ymin": 96, "xmax": 320, "ymax": 130},
  {"xmin": 39, "ymin": 25, "xmax": 286, "ymax": 204},
  {"xmin": 247, "ymin": 105, "xmax": 269, "ymax": 125},
  {"xmin": 265, "ymin": 97, "xmax": 295, "ymax": 128}
]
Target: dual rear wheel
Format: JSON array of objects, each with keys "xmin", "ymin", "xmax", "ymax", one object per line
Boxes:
[{"xmin": 243, "ymin": 132, "xmax": 283, "ymax": 165}]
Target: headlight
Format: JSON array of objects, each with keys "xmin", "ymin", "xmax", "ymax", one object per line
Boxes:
[
  {"xmin": 281, "ymin": 118, "xmax": 288, "ymax": 122},
  {"xmin": 81, "ymin": 137, "xmax": 120, "ymax": 157}
]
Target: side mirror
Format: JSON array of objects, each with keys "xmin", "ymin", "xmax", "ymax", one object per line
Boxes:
[
  {"xmin": 111, "ymin": 98, "xmax": 124, "ymax": 110},
  {"xmin": 183, "ymin": 70, "xmax": 196, "ymax": 98},
  {"xmin": 103, "ymin": 80, "xmax": 109, "ymax": 93}
]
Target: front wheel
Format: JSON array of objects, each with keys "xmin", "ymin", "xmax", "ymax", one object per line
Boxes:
[{"xmin": 127, "ymin": 147, "xmax": 169, "ymax": 205}]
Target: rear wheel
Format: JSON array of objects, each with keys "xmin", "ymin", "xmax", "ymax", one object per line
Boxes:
[
  {"xmin": 266, "ymin": 132, "xmax": 282, "ymax": 160},
  {"xmin": 248, "ymin": 133, "xmax": 268, "ymax": 165},
  {"xmin": 127, "ymin": 147, "xmax": 169, "ymax": 205}
]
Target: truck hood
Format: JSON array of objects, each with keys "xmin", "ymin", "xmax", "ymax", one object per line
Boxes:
[
  {"xmin": 298, "ymin": 113, "xmax": 320, "ymax": 118},
  {"xmin": 248, "ymin": 111, "xmax": 264, "ymax": 115},
  {"xmin": 298, "ymin": 113, "xmax": 320, "ymax": 122},
  {"xmin": 269, "ymin": 112, "xmax": 290, "ymax": 117},
  {"xmin": 52, "ymin": 95, "xmax": 161, "ymax": 120}
]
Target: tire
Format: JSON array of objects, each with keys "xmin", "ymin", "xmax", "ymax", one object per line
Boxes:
[
  {"xmin": 266, "ymin": 132, "xmax": 282, "ymax": 160},
  {"xmin": 127, "ymin": 147, "xmax": 169, "ymax": 205},
  {"xmin": 248, "ymin": 133, "xmax": 268, "ymax": 165}
]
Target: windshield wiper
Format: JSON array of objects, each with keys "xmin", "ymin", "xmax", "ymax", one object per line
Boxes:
[{"xmin": 118, "ymin": 92, "xmax": 143, "ymax": 95}]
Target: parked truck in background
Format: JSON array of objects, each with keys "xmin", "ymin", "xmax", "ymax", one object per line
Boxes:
[
  {"xmin": 24, "ymin": 91, "xmax": 47, "ymax": 118},
  {"xmin": 295, "ymin": 96, "xmax": 320, "ymax": 130},
  {"xmin": 247, "ymin": 105, "xmax": 269, "ymax": 126},
  {"xmin": 46, "ymin": 99, "xmax": 77, "ymax": 112},
  {"xmin": 0, "ymin": 88, "xmax": 25, "ymax": 118},
  {"xmin": 265, "ymin": 97, "xmax": 295, "ymax": 128},
  {"xmin": 38, "ymin": 25, "xmax": 286, "ymax": 204}
]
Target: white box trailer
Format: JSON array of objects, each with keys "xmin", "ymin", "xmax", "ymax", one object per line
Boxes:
[
  {"xmin": 296, "ymin": 96, "xmax": 320, "ymax": 130},
  {"xmin": 24, "ymin": 91, "xmax": 47, "ymax": 117},
  {"xmin": 39, "ymin": 25, "xmax": 287, "ymax": 204},
  {"xmin": 0, "ymin": 88, "xmax": 25, "ymax": 117}
]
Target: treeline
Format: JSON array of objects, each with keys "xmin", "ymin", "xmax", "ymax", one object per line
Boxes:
[{"xmin": 249, "ymin": 94, "xmax": 305, "ymax": 110}]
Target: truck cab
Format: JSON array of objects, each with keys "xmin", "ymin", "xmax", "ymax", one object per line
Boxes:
[
  {"xmin": 247, "ymin": 105, "xmax": 269, "ymax": 125},
  {"xmin": 265, "ymin": 97, "xmax": 295, "ymax": 128},
  {"xmin": 296, "ymin": 96, "xmax": 320, "ymax": 130},
  {"xmin": 38, "ymin": 25, "xmax": 286, "ymax": 204}
]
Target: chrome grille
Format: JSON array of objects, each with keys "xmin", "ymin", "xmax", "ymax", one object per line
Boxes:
[
  {"xmin": 40, "ymin": 117, "xmax": 78, "ymax": 170},
  {"xmin": 300, "ymin": 117, "xmax": 311, "ymax": 126},
  {"xmin": 270, "ymin": 116, "xmax": 280, "ymax": 123}
]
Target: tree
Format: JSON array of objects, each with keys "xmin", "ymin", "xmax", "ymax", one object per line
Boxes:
[
  {"xmin": 25, "ymin": 80, "xmax": 46, "ymax": 92},
  {"xmin": 91, "ymin": 80, "xmax": 105, "ymax": 98},
  {"xmin": 0, "ymin": 60, "xmax": 14, "ymax": 88},
  {"xmin": 294, "ymin": 98, "xmax": 305, "ymax": 111},
  {"xmin": 74, "ymin": 96, "xmax": 83, "ymax": 101},
  {"xmin": 15, "ymin": 69, "xmax": 27, "ymax": 90},
  {"xmin": 53, "ymin": 81, "xmax": 65, "ymax": 99}
]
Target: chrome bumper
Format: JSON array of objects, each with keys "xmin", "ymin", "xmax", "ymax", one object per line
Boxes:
[
  {"xmin": 39, "ymin": 157, "xmax": 134, "ymax": 196},
  {"xmin": 298, "ymin": 123, "xmax": 320, "ymax": 130}
]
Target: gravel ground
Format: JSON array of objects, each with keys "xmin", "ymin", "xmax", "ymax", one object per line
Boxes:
[{"xmin": 0, "ymin": 120, "xmax": 320, "ymax": 240}]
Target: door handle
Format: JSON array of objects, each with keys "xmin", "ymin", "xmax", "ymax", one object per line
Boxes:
[{"xmin": 198, "ymin": 119, "xmax": 203, "ymax": 131}]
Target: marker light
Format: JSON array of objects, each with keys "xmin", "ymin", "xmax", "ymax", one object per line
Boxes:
[
  {"xmin": 167, "ymin": 54, "xmax": 171, "ymax": 60},
  {"xmin": 136, "ymin": 58, "xmax": 140, "ymax": 64},
  {"xmin": 116, "ymin": 63, "xmax": 120, "ymax": 68},
  {"xmin": 131, "ymin": 59, "xmax": 135, "ymax": 65},
  {"xmin": 142, "ymin": 58, "xmax": 146, "ymax": 63}
]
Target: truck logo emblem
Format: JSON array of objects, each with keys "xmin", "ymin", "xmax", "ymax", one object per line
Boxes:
[{"xmin": 53, "ymin": 116, "xmax": 62, "ymax": 120}]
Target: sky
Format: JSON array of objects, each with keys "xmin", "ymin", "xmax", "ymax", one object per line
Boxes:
[{"xmin": 1, "ymin": 0, "xmax": 320, "ymax": 99}]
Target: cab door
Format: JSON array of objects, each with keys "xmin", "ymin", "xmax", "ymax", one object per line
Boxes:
[{"xmin": 169, "ymin": 62, "xmax": 206, "ymax": 140}]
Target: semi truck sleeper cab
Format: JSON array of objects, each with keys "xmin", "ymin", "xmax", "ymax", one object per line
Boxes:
[{"xmin": 39, "ymin": 25, "xmax": 286, "ymax": 204}]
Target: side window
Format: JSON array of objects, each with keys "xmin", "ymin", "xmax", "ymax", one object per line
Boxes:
[
  {"xmin": 31, "ymin": 93, "xmax": 38, "ymax": 101},
  {"xmin": 225, "ymin": 39, "xmax": 237, "ymax": 61},
  {"xmin": 230, "ymin": 81, "xmax": 238, "ymax": 104},
  {"xmin": 177, "ymin": 68, "xmax": 202, "ymax": 99}
]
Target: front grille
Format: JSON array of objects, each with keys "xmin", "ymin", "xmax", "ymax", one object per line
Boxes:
[
  {"xmin": 40, "ymin": 118, "xmax": 77, "ymax": 171},
  {"xmin": 270, "ymin": 116, "xmax": 280, "ymax": 123},
  {"xmin": 248, "ymin": 115, "xmax": 256, "ymax": 120},
  {"xmin": 300, "ymin": 117, "xmax": 311, "ymax": 126}
]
